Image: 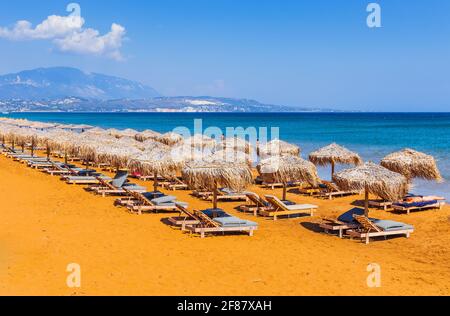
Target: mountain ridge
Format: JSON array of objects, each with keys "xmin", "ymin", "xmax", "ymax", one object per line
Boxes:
[
  {"xmin": 0, "ymin": 67, "xmax": 340, "ymax": 113},
  {"xmin": 0, "ymin": 67, "xmax": 160, "ymax": 100}
]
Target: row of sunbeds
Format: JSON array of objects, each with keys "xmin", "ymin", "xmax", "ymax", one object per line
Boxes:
[
  {"xmin": 369, "ymin": 194, "xmax": 446, "ymax": 214},
  {"xmin": 0, "ymin": 146, "xmax": 434, "ymax": 243},
  {"xmin": 2, "ymin": 146, "xmax": 258, "ymax": 238},
  {"xmin": 319, "ymin": 208, "xmax": 414, "ymax": 244}
]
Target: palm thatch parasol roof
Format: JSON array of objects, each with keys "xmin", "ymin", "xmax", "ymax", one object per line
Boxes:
[
  {"xmin": 333, "ymin": 162, "xmax": 409, "ymax": 215},
  {"xmin": 182, "ymin": 161, "xmax": 252, "ymax": 193},
  {"xmin": 117, "ymin": 128, "xmax": 139, "ymax": 139},
  {"xmin": 157, "ymin": 132, "xmax": 184, "ymax": 146},
  {"xmin": 207, "ymin": 149, "xmax": 252, "ymax": 166},
  {"xmin": 258, "ymin": 156, "xmax": 320, "ymax": 186},
  {"xmin": 128, "ymin": 147, "xmax": 184, "ymax": 191},
  {"xmin": 84, "ymin": 127, "xmax": 107, "ymax": 136},
  {"xmin": 258, "ymin": 156, "xmax": 320, "ymax": 200},
  {"xmin": 135, "ymin": 129, "xmax": 162, "ymax": 142},
  {"xmin": 183, "ymin": 134, "xmax": 217, "ymax": 149},
  {"xmin": 381, "ymin": 148, "xmax": 442, "ymax": 182},
  {"xmin": 309, "ymin": 143, "xmax": 362, "ymax": 178},
  {"xmin": 217, "ymin": 137, "xmax": 252, "ymax": 154},
  {"xmin": 258, "ymin": 139, "xmax": 300, "ymax": 158},
  {"xmin": 182, "ymin": 161, "xmax": 253, "ymax": 211},
  {"xmin": 309, "ymin": 143, "xmax": 362, "ymax": 166}
]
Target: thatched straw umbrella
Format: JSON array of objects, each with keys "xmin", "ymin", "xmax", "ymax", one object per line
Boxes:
[
  {"xmin": 182, "ymin": 161, "xmax": 253, "ymax": 209},
  {"xmin": 208, "ymin": 149, "xmax": 252, "ymax": 167},
  {"xmin": 333, "ymin": 162, "xmax": 408, "ymax": 216},
  {"xmin": 381, "ymin": 148, "xmax": 442, "ymax": 182},
  {"xmin": 84, "ymin": 127, "xmax": 107, "ymax": 136},
  {"xmin": 183, "ymin": 134, "xmax": 217, "ymax": 149},
  {"xmin": 217, "ymin": 137, "xmax": 252, "ymax": 155},
  {"xmin": 309, "ymin": 143, "xmax": 363, "ymax": 178},
  {"xmin": 258, "ymin": 139, "xmax": 300, "ymax": 158},
  {"xmin": 128, "ymin": 148, "xmax": 184, "ymax": 192},
  {"xmin": 157, "ymin": 132, "xmax": 184, "ymax": 146},
  {"xmin": 135, "ymin": 130, "xmax": 162, "ymax": 142},
  {"xmin": 258, "ymin": 156, "xmax": 320, "ymax": 200}
]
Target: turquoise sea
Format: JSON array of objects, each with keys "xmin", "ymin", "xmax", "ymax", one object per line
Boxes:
[{"xmin": 4, "ymin": 112, "xmax": 450, "ymax": 199}]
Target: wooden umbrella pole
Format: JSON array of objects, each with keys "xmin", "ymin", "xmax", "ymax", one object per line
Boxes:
[
  {"xmin": 364, "ymin": 185, "xmax": 369, "ymax": 217},
  {"xmin": 64, "ymin": 152, "xmax": 68, "ymax": 165},
  {"xmin": 213, "ymin": 181, "xmax": 218, "ymax": 210},
  {"xmin": 31, "ymin": 139, "xmax": 35, "ymax": 157},
  {"xmin": 282, "ymin": 183, "xmax": 287, "ymax": 201},
  {"xmin": 153, "ymin": 171, "xmax": 158, "ymax": 192},
  {"xmin": 12, "ymin": 140, "xmax": 15, "ymax": 151},
  {"xmin": 331, "ymin": 160, "xmax": 335, "ymax": 179},
  {"xmin": 46, "ymin": 145, "xmax": 50, "ymax": 160}
]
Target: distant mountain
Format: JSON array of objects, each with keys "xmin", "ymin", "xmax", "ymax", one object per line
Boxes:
[
  {"xmin": 0, "ymin": 67, "xmax": 341, "ymax": 113},
  {"xmin": 0, "ymin": 67, "xmax": 160, "ymax": 100},
  {"xmin": 0, "ymin": 96, "xmax": 332, "ymax": 113}
]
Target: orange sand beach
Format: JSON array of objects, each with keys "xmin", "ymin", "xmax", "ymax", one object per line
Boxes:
[{"xmin": 0, "ymin": 152, "xmax": 449, "ymax": 296}]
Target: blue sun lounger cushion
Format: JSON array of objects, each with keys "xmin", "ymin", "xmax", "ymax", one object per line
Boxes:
[
  {"xmin": 123, "ymin": 184, "xmax": 146, "ymax": 191},
  {"xmin": 213, "ymin": 216, "xmax": 258, "ymax": 227},
  {"xmin": 394, "ymin": 200, "xmax": 438, "ymax": 208},
  {"xmin": 219, "ymin": 188, "xmax": 234, "ymax": 194},
  {"xmin": 337, "ymin": 208, "xmax": 366, "ymax": 223},
  {"xmin": 158, "ymin": 201, "xmax": 189, "ymax": 208},
  {"xmin": 76, "ymin": 169, "xmax": 97, "ymax": 176},
  {"xmin": 143, "ymin": 191, "xmax": 165, "ymax": 200},
  {"xmin": 202, "ymin": 208, "xmax": 227, "ymax": 218},
  {"xmin": 371, "ymin": 219, "xmax": 414, "ymax": 232},
  {"xmin": 152, "ymin": 195, "xmax": 177, "ymax": 205},
  {"xmin": 66, "ymin": 175, "xmax": 111, "ymax": 181},
  {"xmin": 111, "ymin": 171, "xmax": 129, "ymax": 188}
]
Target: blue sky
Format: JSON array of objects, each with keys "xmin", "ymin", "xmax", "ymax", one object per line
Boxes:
[{"xmin": 0, "ymin": 0, "xmax": 449, "ymax": 111}]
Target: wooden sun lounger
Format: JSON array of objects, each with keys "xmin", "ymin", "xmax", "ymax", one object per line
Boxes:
[
  {"xmin": 161, "ymin": 178, "xmax": 189, "ymax": 191},
  {"xmin": 262, "ymin": 195, "xmax": 318, "ymax": 220},
  {"xmin": 192, "ymin": 190, "xmax": 212, "ymax": 199},
  {"xmin": 319, "ymin": 217, "xmax": 358, "ymax": 238},
  {"xmin": 43, "ymin": 162, "xmax": 77, "ymax": 176},
  {"xmin": 126, "ymin": 190, "xmax": 179, "ymax": 215},
  {"xmin": 391, "ymin": 201, "xmax": 445, "ymax": 215},
  {"xmin": 89, "ymin": 177, "xmax": 146, "ymax": 197},
  {"xmin": 317, "ymin": 181, "xmax": 360, "ymax": 200},
  {"xmin": 261, "ymin": 181, "xmax": 302, "ymax": 190},
  {"xmin": 167, "ymin": 204, "xmax": 201, "ymax": 231},
  {"xmin": 65, "ymin": 173, "xmax": 110, "ymax": 185},
  {"xmin": 238, "ymin": 192, "xmax": 273, "ymax": 216},
  {"xmin": 183, "ymin": 208, "xmax": 257, "ymax": 238},
  {"xmin": 347, "ymin": 215, "xmax": 414, "ymax": 244},
  {"xmin": 297, "ymin": 186, "xmax": 322, "ymax": 196},
  {"xmin": 204, "ymin": 190, "xmax": 248, "ymax": 202},
  {"xmin": 369, "ymin": 200, "xmax": 393, "ymax": 211},
  {"xmin": 28, "ymin": 161, "xmax": 55, "ymax": 169},
  {"xmin": 66, "ymin": 178, "xmax": 103, "ymax": 185}
]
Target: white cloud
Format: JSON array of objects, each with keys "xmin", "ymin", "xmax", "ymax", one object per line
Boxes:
[
  {"xmin": 0, "ymin": 12, "xmax": 125, "ymax": 60},
  {"xmin": 55, "ymin": 23, "xmax": 126, "ymax": 60}
]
